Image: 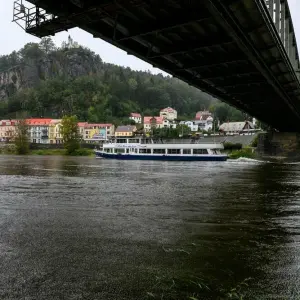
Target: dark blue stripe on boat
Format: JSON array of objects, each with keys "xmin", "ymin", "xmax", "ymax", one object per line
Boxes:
[{"xmin": 95, "ymin": 152, "xmax": 227, "ymax": 161}]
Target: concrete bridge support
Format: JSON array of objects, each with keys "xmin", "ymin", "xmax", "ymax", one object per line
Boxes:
[{"xmin": 257, "ymin": 132, "xmax": 300, "ymax": 161}]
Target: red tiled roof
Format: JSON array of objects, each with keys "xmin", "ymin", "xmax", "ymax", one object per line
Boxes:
[
  {"xmin": 0, "ymin": 120, "xmax": 18, "ymax": 126},
  {"xmin": 130, "ymin": 113, "xmax": 141, "ymax": 118},
  {"xmin": 195, "ymin": 111, "xmax": 212, "ymax": 120},
  {"xmin": 26, "ymin": 118, "xmax": 52, "ymax": 125},
  {"xmin": 78, "ymin": 122, "xmax": 88, "ymax": 127},
  {"xmin": 144, "ymin": 116, "xmax": 164, "ymax": 124}
]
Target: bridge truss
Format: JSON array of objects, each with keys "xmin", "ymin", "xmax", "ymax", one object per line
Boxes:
[{"xmin": 12, "ymin": 0, "xmax": 300, "ymax": 131}]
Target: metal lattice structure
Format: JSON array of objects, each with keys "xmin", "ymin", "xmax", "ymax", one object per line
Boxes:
[
  {"xmin": 265, "ymin": 0, "xmax": 300, "ymax": 74},
  {"xmin": 12, "ymin": 0, "xmax": 300, "ymax": 131}
]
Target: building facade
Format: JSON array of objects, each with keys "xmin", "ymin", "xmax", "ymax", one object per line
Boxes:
[
  {"xmin": 143, "ymin": 116, "xmax": 164, "ymax": 132},
  {"xmin": 180, "ymin": 121, "xmax": 199, "ymax": 132},
  {"xmin": 160, "ymin": 107, "xmax": 177, "ymax": 121},
  {"xmin": 115, "ymin": 125, "xmax": 137, "ymax": 137},
  {"xmin": 26, "ymin": 118, "xmax": 52, "ymax": 144},
  {"xmin": 82, "ymin": 123, "xmax": 115, "ymax": 142},
  {"xmin": 0, "ymin": 120, "xmax": 18, "ymax": 142},
  {"xmin": 49, "ymin": 119, "xmax": 63, "ymax": 144},
  {"xmin": 129, "ymin": 113, "xmax": 142, "ymax": 124},
  {"xmin": 219, "ymin": 121, "xmax": 255, "ymax": 135},
  {"xmin": 194, "ymin": 111, "xmax": 213, "ymax": 131}
]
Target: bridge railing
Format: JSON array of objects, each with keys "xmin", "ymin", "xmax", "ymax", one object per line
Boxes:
[{"xmin": 265, "ymin": 0, "xmax": 300, "ymax": 78}]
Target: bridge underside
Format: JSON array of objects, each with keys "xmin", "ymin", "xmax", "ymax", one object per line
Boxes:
[{"xmin": 20, "ymin": 0, "xmax": 300, "ymax": 131}]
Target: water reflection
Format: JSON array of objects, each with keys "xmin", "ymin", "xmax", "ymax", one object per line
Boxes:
[{"xmin": 0, "ymin": 156, "xmax": 300, "ymax": 299}]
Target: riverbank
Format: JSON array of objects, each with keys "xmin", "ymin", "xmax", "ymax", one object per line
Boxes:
[
  {"xmin": 30, "ymin": 148, "xmax": 95, "ymax": 156},
  {"xmin": 0, "ymin": 147, "xmax": 95, "ymax": 156},
  {"xmin": 227, "ymin": 147, "xmax": 256, "ymax": 159}
]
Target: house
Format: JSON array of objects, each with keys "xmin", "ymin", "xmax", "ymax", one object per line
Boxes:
[
  {"xmin": 160, "ymin": 107, "xmax": 177, "ymax": 121},
  {"xmin": 78, "ymin": 122, "xmax": 88, "ymax": 140},
  {"xmin": 83, "ymin": 123, "xmax": 115, "ymax": 142},
  {"xmin": 129, "ymin": 113, "xmax": 142, "ymax": 124},
  {"xmin": 26, "ymin": 118, "xmax": 52, "ymax": 144},
  {"xmin": 219, "ymin": 121, "xmax": 255, "ymax": 135},
  {"xmin": 180, "ymin": 121, "xmax": 199, "ymax": 132},
  {"xmin": 143, "ymin": 116, "xmax": 164, "ymax": 132},
  {"xmin": 0, "ymin": 120, "xmax": 18, "ymax": 142},
  {"xmin": 49, "ymin": 119, "xmax": 63, "ymax": 144},
  {"xmin": 115, "ymin": 125, "xmax": 137, "ymax": 137},
  {"xmin": 194, "ymin": 111, "xmax": 213, "ymax": 131}
]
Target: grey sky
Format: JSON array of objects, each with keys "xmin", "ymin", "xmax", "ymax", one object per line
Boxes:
[{"xmin": 1, "ymin": 0, "xmax": 300, "ymax": 74}]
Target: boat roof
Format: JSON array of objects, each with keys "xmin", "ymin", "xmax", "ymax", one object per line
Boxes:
[{"xmin": 103, "ymin": 143, "xmax": 224, "ymax": 149}]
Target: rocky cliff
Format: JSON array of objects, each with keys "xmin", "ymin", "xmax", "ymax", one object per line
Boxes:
[{"xmin": 0, "ymin": 47, "xmax": 103, "ymax": 100}]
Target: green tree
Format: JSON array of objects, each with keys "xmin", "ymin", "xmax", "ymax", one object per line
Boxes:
[
  {"xmin": 14, "ymin": 119, "xmax": 29, "ymax": 155},
  {"xmin": 61, "ymin": 115, "xmax": 81, "ymax": 154},
  {"xmin": 39, "ymin": 37, "xmax": 56, "ymax": 54}
]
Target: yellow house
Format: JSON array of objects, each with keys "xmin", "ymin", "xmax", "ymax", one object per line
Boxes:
[
  {"xmin": 49, "ymin": 119, "xmax": 63, "ymax": 144},
  {"xmin": 115, "ymin": 125, "xmax": 137, "ymax": 137}
]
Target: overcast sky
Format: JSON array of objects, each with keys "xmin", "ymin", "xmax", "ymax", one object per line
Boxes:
[{"xmin": 1, "ymin": 0, "xmax": 299, "ymax": 74}]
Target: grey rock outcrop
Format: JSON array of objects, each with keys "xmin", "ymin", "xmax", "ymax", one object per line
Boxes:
[{"xmin": 0, "ymin": 47, "xmax": 102, "ymax": 100}]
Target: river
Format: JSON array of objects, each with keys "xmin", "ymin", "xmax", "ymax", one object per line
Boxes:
[{"xmin": 0, "ymin": 155, "xmax": 300, "ymax": 299}]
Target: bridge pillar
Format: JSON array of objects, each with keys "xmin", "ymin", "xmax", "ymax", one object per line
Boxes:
[{"xmin": 257, "ymin": 132, "xmax": 300, "ymax": 161}]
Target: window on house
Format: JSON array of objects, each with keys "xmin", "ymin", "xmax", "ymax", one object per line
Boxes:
[
  {"xmin": 193, "ymin": 149, "xmax": 208, "ymax": 154},
  {"xmin": 167, "ymin": 149, "xmax": 181, "ymax": 154}
]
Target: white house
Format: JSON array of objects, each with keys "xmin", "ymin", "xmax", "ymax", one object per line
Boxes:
[
  {"xmin": 180, "ymin": 121, "xmax": 199, "ymax": 132},
  {"xmin": 194, "ymin": 111, "xmax": 213, "ymax": 131},
  {"xmin": 160, "ymin": 107, "xmax": 177, "ymax": 121},
  {"xmin": 129, "ymin": 113, "xmax": 142, "ymax": 124}
]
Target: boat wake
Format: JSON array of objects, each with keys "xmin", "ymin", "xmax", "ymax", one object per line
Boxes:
[{"xmin": 228, "ymin": 157, "xmax": 268, "ymax": 164}]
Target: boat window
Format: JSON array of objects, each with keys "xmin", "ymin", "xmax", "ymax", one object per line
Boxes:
[
  {"xmin": 167, "ymin": 149, "xmax": 181, "ymax": 154},
  {"xmin": 115, "ymin": 148, "xmax": 125, "ymax": 153},
  {"xmin": 193, "ymin": 149, "xmax": 208, "ymax": 154},
  {"xmin": 153, "ymin": 149, "xmax": 165, "ymax": 154},
  {"xmin": 183, "ymin": 149, "xmax": 191, "ymax": 154},
  {"xmin": 139, "ymin": 149, "xmax": 151, "ymax": 154},
  {"xmin": 116, "ymin": 139, "xmax": 126, "ymax": 143}
]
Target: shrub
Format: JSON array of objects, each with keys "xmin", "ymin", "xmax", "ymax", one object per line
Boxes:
[{"xmin": 223, "ymin": 142, "xmax": 243, "ymax": 151}]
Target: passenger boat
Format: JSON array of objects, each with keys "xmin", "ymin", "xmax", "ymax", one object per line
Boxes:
[{"xmin": 95, "ymin": 138, "xmax": 227, "ymax": 161}]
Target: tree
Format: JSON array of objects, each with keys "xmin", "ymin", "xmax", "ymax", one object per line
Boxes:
[
  {"xmin": 14, "ymin": 119, "xmax": 29, "ymax": 155},
  {"xmin": 39, "ymin": 37, "xmax": 56, "ymax": 54},
  {"xmin": 61, "ymin": 115, "xmax": 81, "ymax": 154}
]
